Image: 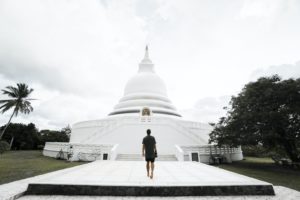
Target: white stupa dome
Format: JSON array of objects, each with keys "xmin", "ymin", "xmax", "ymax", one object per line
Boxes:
[
  {"xmin": 109, "ymin": 46, "xmax": 181, "ymax": 117},
  {"xmin": 124, "ymin": 72, "xmax": 168, "ymax": 96}
]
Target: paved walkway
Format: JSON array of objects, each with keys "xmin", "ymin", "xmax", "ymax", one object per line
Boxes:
[
  {"xmin": 0, "ymin": 161, "xmax": 299, "ymax": 200},
  {"xmin": 25, "ymin": 161, "xmax": 272, "ymax": 186}
]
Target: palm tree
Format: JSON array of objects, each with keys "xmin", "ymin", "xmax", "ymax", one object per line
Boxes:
[{"xmin": 0, "ymin": 83, "xmax": 34, "ymax": 141}]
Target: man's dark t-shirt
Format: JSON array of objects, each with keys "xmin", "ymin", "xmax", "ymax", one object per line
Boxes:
[{"xmin": 142, "ymin": 135, "xmax": 156, "ymax": 159}]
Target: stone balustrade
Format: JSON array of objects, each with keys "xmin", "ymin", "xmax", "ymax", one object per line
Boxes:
[
  {"xmin": 43, "ymin": 142, "xmax": 117, "ymax": 161},
  {"xmin": 175, "ymin": 144, "xmax": 243, "ymax": 163}
]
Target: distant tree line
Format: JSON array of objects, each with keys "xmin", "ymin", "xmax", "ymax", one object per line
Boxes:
[{"xmin": 0, "ymin": 123, "xmax": 70, "ymax": 150}]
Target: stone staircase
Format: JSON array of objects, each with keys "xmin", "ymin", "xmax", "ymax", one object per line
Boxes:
[{"xmin": 116, "ymin": 154, "xmax": 177, "ymax": 161}]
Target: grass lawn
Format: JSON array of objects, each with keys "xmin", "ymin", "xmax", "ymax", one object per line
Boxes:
[
  {"xmin": 0, "ymin": 150, "xmax": 85, "ymax": 185},
  {"xmin": 218, "ymin": 157, "xmax": 300, "ymax": 191}
]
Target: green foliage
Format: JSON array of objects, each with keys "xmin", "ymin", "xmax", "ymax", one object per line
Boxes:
[
  {"xmin": 0, "ymin": 123, "xmax": 70, "ymax": 150},
  {"xmin": 210, "ymin": 75, "xmax": 300, "ymax": 162},
  {"xmin": 1, "ymin": 123, "xmax": 40, "ymax": 150},
  {"xmin": 40, "ymin": 129, "xmax": 70, "ymax": 145},
  {"xmin": 242, "ymin": 145, "xmax": 268, "ymax": 157},
  {"xmin": 0, "ymin": 83, "xmax": 35, "ymax": 140},
  {"xmin": 0, "ymin": 83, "xmax": 34, "ymax": 115},
  {"xmin": 241, "ymin": 145, "xmax": 286, "ymax": 158},
  {"xmin": 0, "ymin": 140, "xmax": 10, "ymax": 154}
]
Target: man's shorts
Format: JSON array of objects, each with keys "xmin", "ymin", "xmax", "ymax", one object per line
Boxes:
[{"xmin": 145, "ymin": 157, "xmax": 155, "ymax": 162}]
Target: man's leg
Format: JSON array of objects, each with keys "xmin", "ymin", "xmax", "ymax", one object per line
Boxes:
[
  {"xmin": 146, "ymin": 161, "xmax": 150, "ymax": 177},
  {"xmin": 150, "ymin": 161, "xmax": 155, "ymax": 179}
]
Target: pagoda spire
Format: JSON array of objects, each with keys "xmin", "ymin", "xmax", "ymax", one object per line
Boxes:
[
  {"xmin": 144, "ymin": 45, "xmax": 149, "ymax": 59},
  {"xmin": 139, "ymin": 45, "xmax": 154, "ymax": 72}
]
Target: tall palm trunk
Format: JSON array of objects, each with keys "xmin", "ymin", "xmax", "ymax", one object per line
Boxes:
[
  {"xmin": 9, "ymin": 136, "xmax": 14, "ymax": 150},
  {"xmin": 0, "ymin": 109, "xmax": 16, "ymax": 140}
]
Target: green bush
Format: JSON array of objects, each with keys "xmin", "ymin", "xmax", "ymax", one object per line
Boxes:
[
  {"xmin": 242, "ymin": 145, "xmax": 268, "ymax": 157},
  {"xmin": 0, "ymin": 140, "xmax": 10, "ymax": 154},
  {"xmin": 37, "ymin": 145, "xmax": 44, "ymax": 150},
  {"xmin": 242, "ymin": 145, "xmax": 287, "ymax": 158}
]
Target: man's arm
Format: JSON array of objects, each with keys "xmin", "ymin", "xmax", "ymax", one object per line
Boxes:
[{"xmin": 142, "ymin": 144, "xmax": 145, "ymax": 157}]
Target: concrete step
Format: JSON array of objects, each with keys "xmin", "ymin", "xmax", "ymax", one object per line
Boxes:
[
  {"xmin": 26, "ymin": 184, "xmax": 275, "ymax": 196},
  {"xmin": 116, "ymin": 154, "xmax": 177, "ymax": 161}
]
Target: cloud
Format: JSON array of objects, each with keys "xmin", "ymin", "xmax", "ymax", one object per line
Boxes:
[
  {"xmin": 180, "ymin": 96, "xmax": 231, "ymax": 124},
  {"xmin": 0, "ymin": 0, "xmax": 147, "ymax": 95},
  {"xmin": 0, "ymin": 82, "xmax": 114, "ymax": 130},
  {"xmin": 184, "ymin": 60, "xmax": 300, "ymax": 124},
  {"xmin": 250, "ymin": 61, "xmax": 300, "ymax": 80},
  {"xmin": 239, "ymin": 0, "xmax": 288, "ymax": 19},
  {"xmin": 1, "ymin": 0, "xmax": 300, "ymax": 130}
]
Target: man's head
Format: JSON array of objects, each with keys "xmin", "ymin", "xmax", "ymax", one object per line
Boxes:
[{"xmin": 146, "ymin": 129, "xmax": 151, "ymax": 135}]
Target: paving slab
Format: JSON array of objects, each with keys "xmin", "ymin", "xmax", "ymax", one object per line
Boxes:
[
  {"xmin": 24, "ymin": 161, "xmax": 274, "ymax": 196},
  {"xmin": 24, "ymin": 161, "xmax": 272, "ymax": 186}
]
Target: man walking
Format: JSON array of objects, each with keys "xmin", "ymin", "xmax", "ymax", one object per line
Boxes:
[{"xmin": 142, "ymin": 129, "xmax": 156, "ymax": 179}]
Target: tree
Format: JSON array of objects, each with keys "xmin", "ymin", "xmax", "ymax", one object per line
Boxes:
[
  {"xmin": 1, "ymin": 123, "xmax": 41, "ymax": 150},
  {"xmin": 0, "ymin": 122, "xmax": 71, "ymax": 150},
  {"xmin": 209, "ymin": 75, "xmax": 300, "ymax": 162},
  {"xmin": 61, "ymin": 125, "xmax": 71, "ymax": 139},
  {"xmin": 40, "ymin": 129, "xmax": 70, "ymax": 145},
  {"xmin": 0, "ymin": 83, "xmax": 35, "ymax": 142},
  {"xmin": 0, "ymin": 140, "xmax": 9, "ymax": 154}
]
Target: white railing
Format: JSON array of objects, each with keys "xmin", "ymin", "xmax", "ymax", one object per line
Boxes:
[
  {"xmin": 44, "ymin": 142, "xmax": 115, "ymax": 152},
  {"xmin": 175, "ymin": 144, "xmax": 243, "ymax": 162},
  {"xmin": 43, "ymin": 142, "xmax": 117, "ymax": 161},
  {"xmin": 179, "ymin": 144, "xmax": 242, "ymax": 155},
  {"xmin": 174, "ymin": 144, "xmax": 184, "ymax": 161}
]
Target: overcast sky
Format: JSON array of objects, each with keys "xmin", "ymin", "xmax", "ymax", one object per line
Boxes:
[{"xmin": 1, "ymin": 0, "xmax": 300, "ymax": 130}]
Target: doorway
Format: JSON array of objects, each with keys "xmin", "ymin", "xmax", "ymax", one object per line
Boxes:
[
  {"xmin": 191, "ymin": 152, "xmax": 199, "ymax": 162},
  {"xmin": 103, "ymin": 153, "xmax": 108, "ymax": 160}
]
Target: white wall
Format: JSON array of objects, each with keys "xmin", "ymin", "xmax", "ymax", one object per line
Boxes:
[
  {"xmin": 94, "ymin": 124, "xmax": 200, "ymax": 154},
  {"xmin": 69, "ymin": 116, "xmax": 209, "ymax": 155}
]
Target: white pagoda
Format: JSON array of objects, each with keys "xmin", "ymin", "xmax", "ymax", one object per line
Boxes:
[{"xmin": 43, "ymin": 47, "xmax": 243, "ymax": 163}]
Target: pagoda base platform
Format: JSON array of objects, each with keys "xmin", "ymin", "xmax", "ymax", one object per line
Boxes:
[{"xmin": 24, "ymin": 161, "xmax": 274, "ymax": 196}]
